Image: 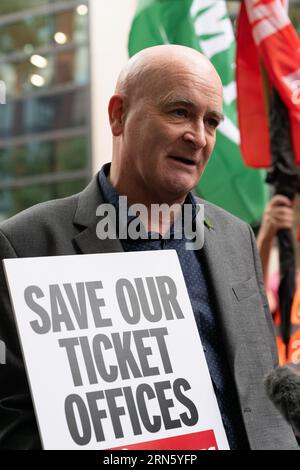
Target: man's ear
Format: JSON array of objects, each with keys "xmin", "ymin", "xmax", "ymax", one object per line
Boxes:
[{"xmin": 108, "ymin": 95, "xmax": 126, "ymax": 136}]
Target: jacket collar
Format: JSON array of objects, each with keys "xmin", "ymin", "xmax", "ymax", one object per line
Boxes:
[{"xmin": 72, "ymin": 175, "xmax": 124, "ymax": 254}]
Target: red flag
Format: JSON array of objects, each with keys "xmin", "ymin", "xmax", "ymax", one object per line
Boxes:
[{"xmin": 236, "ymin": 0, "xmax": 300, "ymax": 168}]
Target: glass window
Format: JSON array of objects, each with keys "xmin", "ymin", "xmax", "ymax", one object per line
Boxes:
[
  {"xmin": 0, "ymin": 177, "xmax": 87, "ymax": 220},
  {"xmin": 0, "ymin": 0, "xmax": 78, "ymax": 16},
  {"xmin": 53, "ymin": 45, "xmax": 89, "ymax": 87},
  {"xmin": 0, "ymin": 136, "xmax": 89, "ymax": 179},
  {"xmin": 0, "ymin": 57, "xmax": 53, "ymax": 97},
  {"xmin": 0, "ymin": 45, "xmax": 89, "ymax": 99},
  {"xmin": 0, "ymin": 7, "xmax": 88, "ymax": 58},
  {"xmin": 54, "ymin": 8, "xmax": 88, "ymax": 45},
  {"xmin": 0, "ymin": 15, "xmax": 53, "ymax": 57},
  {"xmin": 56, "ymin": 136, "xmax": 88, "ymax": 171},
  {"xmin": 0, "ymin": 1, "xmax": 90, "ymax": 221},
  {"xmin": 55, "ymin": 178, "xmax": 88, "ymax": 198},
  {"xmin": 0, "ymin": 86, "xmax": 88, "ymax": 138}
]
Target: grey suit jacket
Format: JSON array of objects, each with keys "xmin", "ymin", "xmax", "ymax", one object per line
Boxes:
[{"xmin": 0, "ymin": 176, "xmax": 298, "ymax": 450}]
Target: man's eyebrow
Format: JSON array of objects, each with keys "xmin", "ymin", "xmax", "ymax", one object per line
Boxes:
[
  {"xmin": 159, "ymin": 97, "xmax": 196, "ymax": 108},
  {"xmin": 159, "ymin": 97, "xmax": 224, "ymax": 122},
  {"xmin": 209, "ymin": 111, "xmax": 225, "ymax": 122}
]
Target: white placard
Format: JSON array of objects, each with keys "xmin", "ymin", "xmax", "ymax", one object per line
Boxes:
[{"xmin": 4, "ymin": 250, "xmax": 229, "ymax": 450}]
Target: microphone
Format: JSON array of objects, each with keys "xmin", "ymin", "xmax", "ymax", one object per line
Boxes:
[{"xmin": 265, "ymin": 366, "xmax": 300, "ymax": 434}]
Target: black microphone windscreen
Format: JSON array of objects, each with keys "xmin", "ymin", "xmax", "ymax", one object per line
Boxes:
[{"xmin": 265, "ymin": 366, "xmax": 300, "ymax": 434}]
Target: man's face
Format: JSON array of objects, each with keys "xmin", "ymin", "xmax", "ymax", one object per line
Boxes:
[{"xmin": 118, "ymin": 64, "xmax": 223, "ymax": 203}]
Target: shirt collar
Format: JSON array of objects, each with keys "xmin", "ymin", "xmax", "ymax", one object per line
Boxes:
[{"xmin": 98, "ymin": 162, "xmax": 120, "ymax": 209}]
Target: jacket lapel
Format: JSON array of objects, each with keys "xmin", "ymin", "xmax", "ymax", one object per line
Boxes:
[
  {"xmin": 200, "ymin": 203, "xmax": 238, "ymax": 370},
  {"xmin": 72, "ymin": 175, "xmax": 124, "ymax": 255}
]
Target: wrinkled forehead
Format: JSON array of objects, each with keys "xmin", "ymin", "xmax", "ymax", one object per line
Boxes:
[{"xmin": 141, "ymin": 63, "xmax": 223, "ymax": 111}]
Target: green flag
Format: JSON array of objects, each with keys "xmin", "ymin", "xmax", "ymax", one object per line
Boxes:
[{"xmin": 128, "ymin": 0, "xmax": 268, "ymax": 225}]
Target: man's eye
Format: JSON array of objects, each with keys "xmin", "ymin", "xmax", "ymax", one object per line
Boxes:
[
  {"xmin": 172, "ymin": 109, "xmax": 188, "ymax": 118},
  {"xmin": 206, "ymin": 118, "xmax": 219, "ymax": 128}
]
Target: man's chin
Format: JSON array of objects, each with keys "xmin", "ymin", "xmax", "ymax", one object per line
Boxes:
[{"xmin": 162, "ymin": 179, "xmax": 197, "ymax": 201}]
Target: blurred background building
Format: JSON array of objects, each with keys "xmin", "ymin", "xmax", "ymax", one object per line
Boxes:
[
  {"xmin": 0, "ymin": 0, "xmax": 91, "ymax": 220},
  {"xmin": 0, "ymin": 0, "xmax": 299, "ymax": 221}
]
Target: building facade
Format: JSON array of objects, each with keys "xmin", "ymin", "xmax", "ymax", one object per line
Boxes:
[{"xmin": 0, "ymin": 0, "xmax": 91, "ymax": 220}]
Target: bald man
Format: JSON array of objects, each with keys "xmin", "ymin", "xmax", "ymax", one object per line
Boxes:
[
  {"xmin": 109, "ymin": 46, "xmax": 223, "ymax": 207},
  {"xmin": 0, "ymin": 46, "xmax": 298, "ymax": 450}
]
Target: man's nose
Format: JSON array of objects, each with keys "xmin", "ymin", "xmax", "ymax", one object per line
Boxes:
[{"xmin": 182, "ymin": 121, "xmax": 207, "ymax": 148}]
